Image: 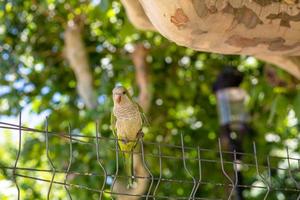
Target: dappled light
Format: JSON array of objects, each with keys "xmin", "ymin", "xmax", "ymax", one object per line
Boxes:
[{"xmin": 0, "ymin": 1, "xmax": 300, "ymax": 200}]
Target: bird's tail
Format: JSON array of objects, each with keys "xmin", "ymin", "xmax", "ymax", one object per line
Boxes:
[{"xmin": 124, "ymin": 150, "xmax": 136, "ymax": 188}]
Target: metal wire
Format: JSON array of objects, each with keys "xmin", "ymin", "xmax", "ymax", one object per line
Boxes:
[
  {"xmin": 181, "ymin": 134, "xmax": 197, "ymax": 200},
  {"xmin": 12, "ymin": 113, "xmax": 22, "ymax": 200},
  {"xmin": 0, "ymin": 122, "xmax": 91, "ymax": 144},
  {"xmin": 1, "ymin": 121, "xmax": 300, "ymax": 199},
  {"xmin": 3, "ymin": 164, "xmax": 300, "ymax": 192},
  {"xmin": 232, "ymin": 150, "xmax": 238, "ymax": 199},
  {"xmin": 2, "ymin": 121, "xmax": 300, "ymax": 162},
  {"xmin": 286, "ymin": 147, "xmax": 300, "ymax": 200},
  {"xmin": 253, "ymin": 141, "xmax": 270, "ymax": 200},
  {"xmin": 218, "ymin": 139, "xmax": 235, "ymax": 200},
  {"xmin": 13, "ymin": 173, "xmax": 222, "ymax": 200},
  {"xmin": 45, "ymin": 117, "xmax": 56, "ymax": 200},
  {"xmin": 64, "ymin": 123, "xmax": 73, "ymax": 200},
  {"xmin": 110, "ymin": 137, "xmax": 119, "ymax": 198},
  {"xmin": 3, "ymin": 121, "xmax": 299, "ymax": 174},
  {"xmin": 140, "ymin": 137, "xmax": 154, "ymax": 200},
  {"xmin": 191, "ymin": 146, "xmax": 202, "ymax": 199},
  {"xmin": 95, "ymin": 121, "xmax": 107, "ymax": 200},
  {"xmin": 153, "ymin": 143, "xmax": 162, "ymax": 200},
  {"xmin": 267, "ymin": 156, "xmax": 272, "ymax": 189}
]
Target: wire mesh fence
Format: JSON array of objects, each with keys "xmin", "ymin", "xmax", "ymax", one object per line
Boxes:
[{"xmin": 1, "ymin": 114, "xmax": 300, "ymax": 199}]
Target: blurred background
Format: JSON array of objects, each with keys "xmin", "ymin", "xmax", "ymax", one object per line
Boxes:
[{"xmin": 0, "ymin": 0, "xmax": 300, "ymax": 199}]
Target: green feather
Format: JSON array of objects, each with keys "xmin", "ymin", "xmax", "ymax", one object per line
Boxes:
[
  {"xmin": 123, "ymin": 145, "xmax": 135, "ymax": 187},
  {"xmin": 110, "ymin": 112, "xmax": 117, "ymax": 137}
]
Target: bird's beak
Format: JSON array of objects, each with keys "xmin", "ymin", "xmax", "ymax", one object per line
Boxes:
[{"xmin": 116, "ymin": 95, "xmax": 121, "ymax": 104}]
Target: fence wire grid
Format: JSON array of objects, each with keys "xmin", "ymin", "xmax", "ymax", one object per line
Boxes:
[{"xmin": 0, "ymin": 114, "xmax": 300, "ymax": 200}]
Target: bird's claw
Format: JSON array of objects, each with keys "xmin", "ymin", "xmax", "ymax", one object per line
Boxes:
[{"xmin": 137, "ymin": 130, "xmax": 144, "ymax": 139}]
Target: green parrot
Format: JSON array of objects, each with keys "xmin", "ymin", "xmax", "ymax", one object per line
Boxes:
[{"xmin": 111, "ymin": 86, "xmax": 144, "ymax": 188}]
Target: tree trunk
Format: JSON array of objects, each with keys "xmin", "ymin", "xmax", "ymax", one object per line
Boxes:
[
  {"xmin": 120, "ymin": 0, "xmax": 155, "ymax": 31},
  {"xmin": 121, "ymin": 0, "xmax": 300, "ymax": 79},
  {"xmin": 112, "ymin": 44, "xmax": 151, "ymax": 199},
  {"xmin": 112, "ymin": 153, "xmax": 149, "ymax": 200},
  {"xmin": 64, "ymin": 17, "xmax": 97, "ymax": 109},
  {"xmin": 131, "ymin": 43, "xmax": 152, "ymax": 113},
  {"xmin": 257, "ymin": 55, "xmax": 300, "ymax": 79}
]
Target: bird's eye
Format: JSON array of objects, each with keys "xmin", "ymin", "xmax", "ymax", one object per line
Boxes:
[{"xmin": 122, "ymin": 91, "xmax": 126, "ymax": 95}]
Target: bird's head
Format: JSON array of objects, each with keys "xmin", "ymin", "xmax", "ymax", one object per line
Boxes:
[{"xmin": 112, "ymin": 86, "xmax": 131, "ymax": 106}]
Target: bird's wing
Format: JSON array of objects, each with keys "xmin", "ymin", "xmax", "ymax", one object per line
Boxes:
[
  {"xmin": 125, "ymin": 90, "xmax": 149, "ymax": 128},
  {"xmin": 136, "ymin": 103, "xmax": 150, "ymax": 127},
  {"xmin": 110, "ymin": 111, "xmax": 117, "ymax": 137},
  {"xmin": 111, "ymin": 111, "xmax": 124, "ymax": 150}
]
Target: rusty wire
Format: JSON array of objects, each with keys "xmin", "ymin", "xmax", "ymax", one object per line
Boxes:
[{"xmin": 1, "ymin": 120, "xmax": 300, "ymax": 199}]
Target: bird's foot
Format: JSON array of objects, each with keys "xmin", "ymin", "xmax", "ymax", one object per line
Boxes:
[{"xmin": 137, "ymin": 130, "xmax": 144, "ymax": 139}]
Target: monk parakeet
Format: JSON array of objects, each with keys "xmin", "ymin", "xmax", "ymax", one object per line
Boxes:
[{"xmin": 111, "ymin": 86, "xmax": 144, "ymax": 188}]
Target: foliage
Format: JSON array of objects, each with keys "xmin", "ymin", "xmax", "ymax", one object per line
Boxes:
[{"xmin": 0, "ymin": 0, "xmax": 300, "ymax": 199}]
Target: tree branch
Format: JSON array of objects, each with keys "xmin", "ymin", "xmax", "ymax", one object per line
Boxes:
[
  {"xmin": 131, "ymin": 43, "xmax": 152, "ymax": 113},
  {"xmin": 256, "ymin": 55, "xmax": 300, "ymax": 80},
  {"xmin": 113, "ymin": 153, "xmax": 149, "ymax": 200},
  {"xmin": 64, "ymin": 16, "xmax": 97, "ymax": 109},
  {"xmin": 120, "ymin": 0, "xmax": 155, "ymax": 31}
]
